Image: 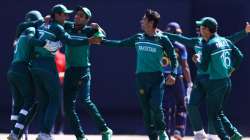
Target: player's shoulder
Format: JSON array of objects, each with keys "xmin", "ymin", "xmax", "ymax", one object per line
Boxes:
[
  {"xmin": 50, "ymin": 22, "xmax": 64, "ymax": 31},
  {"xmin": 20, "ymin": 27, "xmax": 36, "ymax": 36},
  {"xmin": 156, "ymin": 31, "xmax": 169, "ymax": 39},
  {"xmin": 136, "ymin": 32, "xmax": 144, "ymax": 37}
]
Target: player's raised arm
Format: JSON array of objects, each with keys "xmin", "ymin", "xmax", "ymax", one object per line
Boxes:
[
  {"xmin": 162, "ymin": 32, "xmax": 199, "ymax": 48},
  {"xmin": 226, "ymin": 22, "xmax": 250, "ymax": 43}
]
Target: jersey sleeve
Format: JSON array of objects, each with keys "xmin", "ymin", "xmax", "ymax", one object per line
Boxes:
[
  {"xmin": 226, "ymin": 30, "xmax": 248, "ymax": 44},
  {"xmin": 227, "ymin": 40, "xmax": 244, "ymax": 70},
  {"xmin": 52, "ymin": 24, "xmax": 89, "ymax": 46},
  {"xmin": 101, "ymin": 34, "xmax": 139, "ymax": 48},
  {"xmin": 162, "ymin": 32, "xmax": 199, "ymax": 48}
]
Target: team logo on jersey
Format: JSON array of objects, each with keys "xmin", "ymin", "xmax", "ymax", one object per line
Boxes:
[{"xmin": 138, "ymin": 46, "xmax": 157, "ymax": 53}]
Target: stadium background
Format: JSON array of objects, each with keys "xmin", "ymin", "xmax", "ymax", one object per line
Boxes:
[{"xmin": 0, "ymin": 0, "xmax": 249, "ymax": 136}]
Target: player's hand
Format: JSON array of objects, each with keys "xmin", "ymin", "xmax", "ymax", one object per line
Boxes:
[
  {"xmin": 192, "ymin": 53, "xmax": 201, "ymax": 64},
  {"xmin": 229, "ymin": 67, "xmax": 235, "ymax": 76},
  {"xmin": 44, "ymin": 15, "xmax": 52, "ymax": 25},
  {"xmin": 185, "ymin": 82, "xmax": 193, "ymax": 103},
  {"xmin": 165, "ymin": 74, "xmax": 176, "ymax": 85},
  {"xmin": 90, "ymin": 22, "xmax": 100, "ymax": 29},
  {"xmin": 88, "ymin": 37, "xmax": 102, "ymax": 45},
  {"xmin": 245, "ymin": 22, "xmax": 250, "ymax": 33}
]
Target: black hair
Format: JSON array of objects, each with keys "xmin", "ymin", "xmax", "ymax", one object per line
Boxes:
[
  {"xmin": 145, "ymin": 9, "xmax": 160, "ymax": 28},
  {"xmin": 75, "ymin": 6, "xmax": 90, "ymax": 19},
  {"xmin": 207, "ymin": 26, "xmax": 217, "ymax": 33}
]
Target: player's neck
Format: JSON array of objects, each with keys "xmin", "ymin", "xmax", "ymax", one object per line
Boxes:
[
  {"xmin": 145, "ymin": 28, "xmax": 156, "ymax": 36},
  {"xmin": 203, "ymin": 33, "xmax": 214, "ymax": 42}
]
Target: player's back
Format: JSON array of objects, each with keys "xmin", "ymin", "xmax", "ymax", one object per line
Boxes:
[
  {"xmin": 12, "ymin": 27, "xmax": 36, "ymax": 64},
  {"xmin": 207, "ymin": 36, "xmax": 233, "ymax": 79}
]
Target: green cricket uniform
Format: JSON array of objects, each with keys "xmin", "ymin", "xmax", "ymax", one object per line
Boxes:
[
  {"xmin": 7, "ymin": 27, "xmax": 39, "ymax": 138},
  {"xmin": 200, "ymin": 34, "xmax": 243, "ymax": 140},
  {"xmin": 102, "ymin": 32, "xmax": 178, "ymax": 140},
  {"xmin": 163, "ymin": 31, "xmax": 247, "ymax": 134},
  {"xmin": 30, "ymin": 21, "xmax": 90, "ymax": 134},
  {"xmin": 63, "ymin": 22, "xmax": 109, "ymax": 139}
]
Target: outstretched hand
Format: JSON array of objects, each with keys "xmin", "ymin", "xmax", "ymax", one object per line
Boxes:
[
  {"xmin": 245, "ymin": 22, "xmax": 250, "ymax": 33},
  {"xmin": 165, "ymin": 74, "xmax": 176, "ymax": 85},
  {"xmin": 90, "ymin": 22, "xmax": 100, "ymax": 29},
  {"xmin": 192, "ymin": 54, "xmax": 201, "ymax": 64}
]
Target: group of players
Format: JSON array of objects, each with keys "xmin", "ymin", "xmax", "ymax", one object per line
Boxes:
[{"xmin": 6, "ymin": 3, "xmax": 250, "ymax": 140}]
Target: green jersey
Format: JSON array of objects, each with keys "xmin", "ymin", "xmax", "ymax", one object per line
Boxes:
[
  {"xmin": 163, "ymin": 30, "xmax": 247, "ymax": 76},
  {"xmin": 64, "ymin": 22, "xmax": 97, "ymax": 68},
  {"xmin": 12, "ymin": 27, "xmax": 36, "ymax": 64},
  {"xmin": 102, "ymin": 32, "xmax": 178, "ymax": 74},
  {"xmin": 33, "ymin": 21, "xmax": 90, "ymax": 58},
  {"xmin": 200, "ymin": 34, "xmax": 243, "ymax": 79}
]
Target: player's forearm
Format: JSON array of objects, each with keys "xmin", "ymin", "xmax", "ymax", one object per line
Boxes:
[
  {"xmin": 183, "ymin": 67, "xmax": 192, "ymax": 82},
  {"xmin": 102, "ymin": 39, "xmax": 130, "ymax": 47},
  {"xmin": 182, "ymin": 62, "xmax": 192, "ymax": 83},
  {"xmin": 60, "ymin": 33, "xmax": 89, "ymax": 46},
  {"xmin": 226, "ymin": 30, "xmax": 248, "ymax": 44},
  {"xmin": 232, "ymin": 47, "xmax": 244, "ymax": 70},
  {"xmin": 163, "ymin": 32, "xmax": 197, "ymax": 48}
]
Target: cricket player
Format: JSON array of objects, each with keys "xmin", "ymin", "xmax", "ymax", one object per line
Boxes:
[
  {"xmin": 27, "ymin": 4, "xmax": 102, "ymax": 140},
  {"xmin": 196, "ymin": 17, "xmax": 244, "ymax": 140},
  {"xmin": 62, "ymin": 6, "xmax": 112, "ymax": 140},
  {"xmin": 162, "ymin": 18, "xmax": 249, "ymax": 140},
  {"xmin": 7, "ymin": 10, "xmax": 61, "ymax": 140},
  {"xmin": 161, "ymin": 22, "xmax": 193, "ymax": 140},
  {"xmin": 102, "ymin": 9, "xmax": 178, "ymax": 140}
]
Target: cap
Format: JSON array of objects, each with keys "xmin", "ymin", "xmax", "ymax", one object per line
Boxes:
[
  {"xmin": 51, "ymin": 4, "xmax": 73, "ymax": 14},
  {"xmin": 25, "ymin": 10, "xmax": 43, "ymax": 22},
  {"xmin": 75, "ymin": 6, "xmax": 92, "ymax": 18},
  {"xmin": 196, "ymin": 17, "xmax": 218, "ymax": 30},
  {"xmin": 166, "ymin": 22, "xmax": 182, "ymax": 34}
]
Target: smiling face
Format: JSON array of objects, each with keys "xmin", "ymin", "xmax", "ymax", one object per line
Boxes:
[
  {"xmin": 74, "ymin": 10, "xmax": 89, "ymax": 25},
  {"xmin": 200, "ymin": 25, "xmax": 212, "ymax": 40}
]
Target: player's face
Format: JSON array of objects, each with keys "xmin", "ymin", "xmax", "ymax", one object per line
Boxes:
[
  {"xmin": 199, "ymin": 26, "xmax": 210, "ymax": 38},
  {"xmin": 74, "ymin": 10, "xmax": 88, "ymax": 25},
  {"xmin": 140, "ymin": 15, "xmax": 152, "ymax": 31},
  {"xmin": 55, "ymin": 13, "xmax": 69, "ymax": 24}
]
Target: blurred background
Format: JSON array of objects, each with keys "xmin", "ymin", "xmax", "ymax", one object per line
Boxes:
[{"xmin": 0, "ymin": 0, "xmax": 249, "ymax": 136}]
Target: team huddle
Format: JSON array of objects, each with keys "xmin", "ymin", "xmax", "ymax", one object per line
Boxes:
[{"xmin": 7, "ymin": 3, "xmax": 250, "ymax": 140}]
